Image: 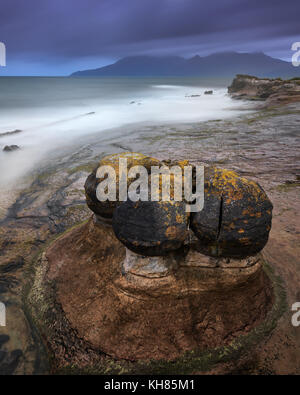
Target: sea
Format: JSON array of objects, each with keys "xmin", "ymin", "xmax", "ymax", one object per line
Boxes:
[{"xmin": 0, "ymin": 76, "xmax": 253, "ymax": 185}]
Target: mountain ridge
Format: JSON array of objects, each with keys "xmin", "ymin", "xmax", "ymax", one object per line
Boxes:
[{"xmin": 71, "ymin": 52, "xmax": 300, "ymax": 78}]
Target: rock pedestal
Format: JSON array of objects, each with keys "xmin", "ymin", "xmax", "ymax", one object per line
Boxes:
[
  {"xmin": 41, "ymin": 218, "xmax": 273, "ymax": 362},
  {"xmin": 29, "ymin": 153, "xmax": 275, "ymax": 369}
]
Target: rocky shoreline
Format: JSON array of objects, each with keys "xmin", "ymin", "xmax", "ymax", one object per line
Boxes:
[
  {"xmin": 0, "ymin": 83, "xmax": 299, "ymax": 374},
  {"xmin": 228, "ymin": 74, "xmax": 300, "ymax": 108}
]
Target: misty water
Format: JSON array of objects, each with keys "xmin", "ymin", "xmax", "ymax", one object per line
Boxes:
[{"xmin": 0, "ymin": 77, "xmax": 253, "ymax": 186}]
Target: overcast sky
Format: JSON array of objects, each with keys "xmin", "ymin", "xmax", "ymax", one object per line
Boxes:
[{"xmin": 0, "ymin": 0, "xmax": 299, "ymax": 76}]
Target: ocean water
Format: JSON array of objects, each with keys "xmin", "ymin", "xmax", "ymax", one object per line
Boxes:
[{"xmin": 0, "ymin": 77, "xmax": 252, "ymax": 185}]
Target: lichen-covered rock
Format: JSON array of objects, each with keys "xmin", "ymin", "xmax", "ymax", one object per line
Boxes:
[
  {"xmin": 112, "ymin": 199, "xmax": 189, "ymax": 256},
  {"xmin": 84, "ymin": 152, "xmax": 161, "ymax": 218},
  {"xmin": 190, "ymin": 167, "xmax": 273, "ymax": 258}
]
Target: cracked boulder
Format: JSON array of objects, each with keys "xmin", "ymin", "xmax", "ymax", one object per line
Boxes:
[{"xmin": 190, "ymin": 167, "xmax": 273, "ymax": 258}]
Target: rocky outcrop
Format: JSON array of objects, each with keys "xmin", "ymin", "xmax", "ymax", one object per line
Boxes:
[
  {"xmin": 38, "ymin": 217, "xmax": 273, "ymax": 363},
  {"xmin": 27, "ymin": 152, "xmax": 276, "ymax": 368},
  {"xmin": 228, "ymin": 74, "xmax": 300, "ymax": 107},
  {"xmin": 3, "ymin": 145, "xmax": 20, "ymax": 152}
]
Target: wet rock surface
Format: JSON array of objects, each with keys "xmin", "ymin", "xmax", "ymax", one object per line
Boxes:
[
  {"xmin": 228, "ymin": 74, "xmax": 300, "ymax": 107},
  {"xmin": 0, "ymin": 101, "xmax": 299, "ymax": 374}
]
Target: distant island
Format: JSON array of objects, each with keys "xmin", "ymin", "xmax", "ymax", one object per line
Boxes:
[{"xmin": 71, "ymin": 52, "xmax": 300, "ymax": 78}]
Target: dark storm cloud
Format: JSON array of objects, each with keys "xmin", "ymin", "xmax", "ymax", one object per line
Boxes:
[{"xmin": 0, "ymin": 0, "xmax": 299, "ymax": 74}]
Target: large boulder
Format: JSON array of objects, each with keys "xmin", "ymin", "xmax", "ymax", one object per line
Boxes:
[
  {"xmin": 84, "ymin": 152, "xmax": 161, "ymax": 218},
  {"xmin": 190, "ymin": 167, "xmax": 273, "ymax": 258},
  {"xmin": 112, "ymin": 199, "xmax": 189, "ymax": 256}
]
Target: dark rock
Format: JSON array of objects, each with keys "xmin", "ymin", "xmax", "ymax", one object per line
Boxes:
[
  {"xmin": 190, "ymin": 167, "xmax": 273, "ymax": 258},
  {"xmin": 0, "ymin": 349, "xmax": 23, "ymax": 375},
  {"xmin": 85, "ymin": 171, "xmax": 116, "ymax": 218},
  {"xmin": 0, "ymin": 276, "xmax": 19, "ymax": 294},
  {"xmin": 0, "ymin": 129, "xmax": 22, "ymax": 138},
  {"xmin": 0, "ymin": 280, "xmax": 10, "ymax": 294},
  {"xmin": 3, "ymin": 145, "xmax": 20, "ymax": 152},
  {"xmin": 0, "ymin": 335, "xmax": 10, "ymax": 348},
  {"xmin": 85, "ymin": 152, "xmax": 161, "ymax": 218},
  {"xmin": 112, "ymin": 199, "xmax": 189, "ymax": 256},
  {"xmin": 204, "ymin": 90, "xmax": 213, "ymax": 95},
  {"xmin": 0, "ymin": 256, "xmax": 25, "ymax": 273},
  {"xmin": 0, "ymin": 350, "xmax": 6, "ymax": 363}
]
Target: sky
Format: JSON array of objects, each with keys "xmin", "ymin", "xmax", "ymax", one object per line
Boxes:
[{"xmin": 0, "ymin": 0, "xmax": 299, "ymax": 76}]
